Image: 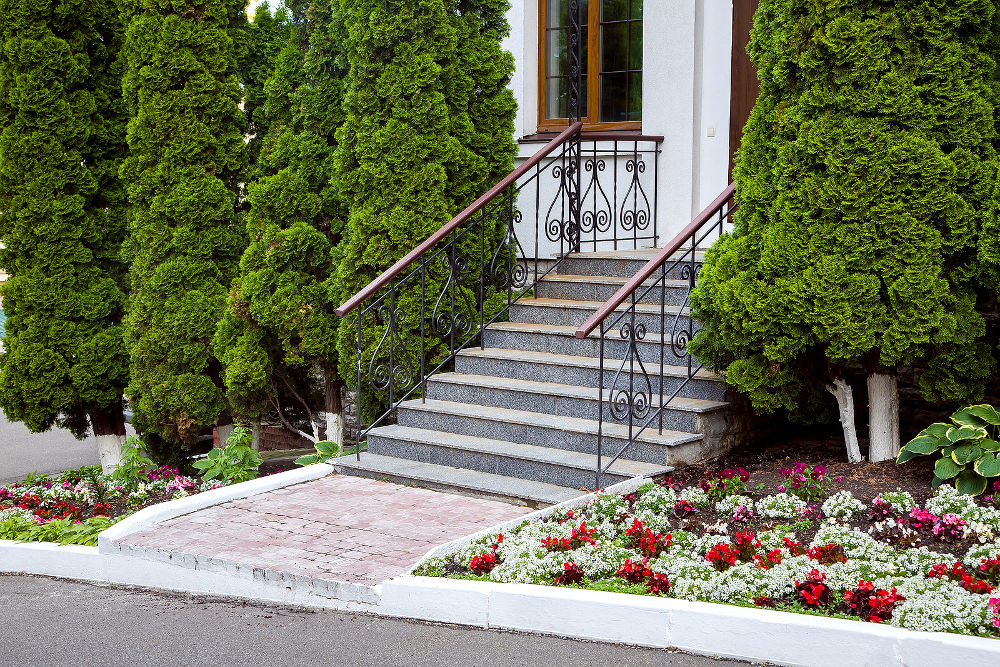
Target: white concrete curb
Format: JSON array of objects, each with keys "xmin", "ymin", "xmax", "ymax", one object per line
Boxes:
[
  {"xmin": 0, "ymin": 540, "xmax": 376, "ymax": 612},
  {"xmin": 98, "ymin": 463, "xmax": 334, "ymax": 553},
  {"xmin": 378, "ymin": 576, "xmax": 1000, "ymax": 667},
  {"xmin": 412, "ymin": 476, "xmax": 651, "ymax": 567}
]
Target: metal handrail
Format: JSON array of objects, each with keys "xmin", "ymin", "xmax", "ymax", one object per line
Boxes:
[
  {"xmin": 574, "ymin": 182, "xmax": 736, "ymax": 339},
  {"xmin": 335, "ymin": 121, "xmax": 584, "ymax": 318}
]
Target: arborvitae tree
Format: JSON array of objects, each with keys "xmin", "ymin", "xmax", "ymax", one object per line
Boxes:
[
  {"xmin": 121, "ymin": 0, "xmax": 248, "ymax": 463},
  {"xmin": 442, "ymin": 0, "xmax": 518, "ymax": 208},
  {"xmin": 241, "ymin": 2, "xmax": 292, "ymax": 177},
  {"xmin": 691, "ymin": 0, "xmax": 1000, "ymax": 463},
  {"xmin": 334, "ymin": 0, "xmax": 515, "ymax": 421},
  {"xmin": 215, "ymin": 0, "xmax": 349, "ymax": 444},
  {"xmin": 0, "ymin": 0, "xmax": 129, "ymax": 470}
]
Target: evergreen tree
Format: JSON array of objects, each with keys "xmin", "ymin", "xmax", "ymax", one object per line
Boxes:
[
  {"xmin": 121, "ymin": 0, "xmax": 248, "ymax": 463},
  {"xmin": 334, "ymin": 0, "xmax": 516, "ymax": 421},
  {"xmin": 0, "ymin": 0, "xmax": 129, "ymax": 470},
  {"xmin": 691, "ymin": 0, "xmax": 1000, "ymax": 462},
  {"xmin": 215, "ymin": 0, "xmax": 349, "ymax": 444},
  {"xmin": 241, "ymin": 2, "xmax": 292, "ymax": 178}
]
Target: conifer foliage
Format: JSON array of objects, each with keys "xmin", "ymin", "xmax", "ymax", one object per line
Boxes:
[
  {"xmin": 691, "ymin": 0, "xmax": 1000, "ymax": 462},
  {"xmin": 120, "ymin": 0, "xmax": 248, "ymax": 461},
  {"xmin": 334, "ymin": 0, "xmax": 516, "ymax": 419},
  {"xmin": 0, "ymin": 0, "xmax": 130, "ymax": 469},
  {"xmin": 215, "ymin": 0, "xmax": 349, "ymax": 444}
]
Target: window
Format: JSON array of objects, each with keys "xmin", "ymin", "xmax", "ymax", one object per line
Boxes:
[{"xmin": 539, "ymin": 0, "xmax": 643, "ymax": 132}]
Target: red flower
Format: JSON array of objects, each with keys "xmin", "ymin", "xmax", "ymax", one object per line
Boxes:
[
  {"xmin": 554, "ymin": 561, "xmax": 584, "ymax": 585},
  {"xmin": 469, "ymin": 552, "xmax": 498, "ymax": 576}
]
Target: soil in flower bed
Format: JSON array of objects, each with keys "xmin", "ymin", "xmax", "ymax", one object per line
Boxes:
[
  {"xmin": 657, "ymin": 435, "xmax": 958, "ymax": 556},
  {"xmin": 665, "ymin": 433, "xmax": 938, "ymax": 506}
]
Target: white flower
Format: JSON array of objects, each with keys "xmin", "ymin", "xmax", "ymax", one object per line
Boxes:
[
  {"xmin": 678, "ymin": 486, "xmax": 710, "ymax": 509},
  {"xmin": 715, "ymin": 494, "xmax": 752, "ymax": 516},
  {"xmin": 756, "ymin": 493, "xmax": 807, "ymax": 519},
  {"xmin": 821, "ymin": 490, "xmax": 865, "ymax": 520}
]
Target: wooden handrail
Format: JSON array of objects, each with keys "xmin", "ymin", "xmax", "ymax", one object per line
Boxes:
[
  {"xmin": 335, "ymin": 121, "xmax": 584, "ymax": 318},
  {"xmin": 574, "ymin": 182, "xmax": 737, "ymax": 339}
]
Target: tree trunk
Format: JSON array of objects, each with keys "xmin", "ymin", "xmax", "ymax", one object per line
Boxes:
[
  {"xmin": 90, "ymin": 408, "xmax": 126, "ymax": 473},
  {"xmin": 868, "ymin": 372, "xmax": 900, "ymax": 462},
  {"xmin": 250, "ymin": 422, "xmax": 260, "ymax": 451},
  {"xmin": 324, "ymin": 374, "xmax": 344, "ymax": 447},
  {"xmin": 825, "ymin": 377, "xmax": 863, "ymax": 463},
  {"xmin": 216, "ymin": 423, "xmax": 234, "ymax": 448}
]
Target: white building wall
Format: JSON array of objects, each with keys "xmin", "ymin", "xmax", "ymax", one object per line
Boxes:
[{"xmin": 503, "ymin": 1, "xmax": 736, "ymax": 254}]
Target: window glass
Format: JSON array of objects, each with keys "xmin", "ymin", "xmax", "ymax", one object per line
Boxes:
[{"xmin": 542, "ymin": 0, "xmax": 641, "ymax": 125}]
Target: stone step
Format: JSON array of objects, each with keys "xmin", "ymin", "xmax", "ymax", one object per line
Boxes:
[
  {"xmin": 482, "ymin": 321, "xmax": 692, "ymax": 364},
  {"xmin": 509, "ymin": 297, "xmax": 693, "ymax": 333},
  {"xmin": 425, "ymin": 373, "xmax": 725, "ymax": 432},
  {"xmin": 365, "ymin": 425, "xmax": 669, "ymax": 490},
  {"xmin": 455, "ymin": 347, "xmax": 724, "ymax": 401},
  {"xmin": 396, "ymin": 399, "xmax": 706, "ymax": 467},
  {"xmin": 555, "ymin": 249, "xmax": 708, "ymax": 280},
  {"xmin": 536, "ymin": 273, "xmax": 692, "ymax": 307},
  {"xmin": 329, "ymin": 452, "xmax": 584, "ymax": 508}
]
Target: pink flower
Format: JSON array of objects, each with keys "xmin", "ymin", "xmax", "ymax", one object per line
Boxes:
[
  {"xmin": 777, "ymin": 485, "xmax": 786, "ymax": 492},
  {"xmin": 835, "ymin": 475, "xmax": 844, "ymax": 483}
]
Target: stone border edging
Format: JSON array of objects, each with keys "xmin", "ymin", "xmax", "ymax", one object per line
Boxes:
[
  {"xmin": 0, "ymin": 540, "xmax": 377, "ymax": 611},
  {"xmin": 411, "ymin": 475, "xmax": 650, "ymax": 568},
  {"xmin": 98, "ymin": 463, "xmax": 334, "ymax": 553},
  {"xmin": 377, "ymin": 575, "xmax": 1000, "ymax": 667}
]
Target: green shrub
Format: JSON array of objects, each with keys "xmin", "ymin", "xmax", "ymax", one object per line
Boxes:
[
  {"xmin": 120, "ymin": 0, "xmax": 248, "ymax": 461},
  {"xmin": 690, "ymin": 0, "xmax": 1000, "ymax": 448},
  {"xmin": 0, "ymin": 0, "xmax": 129, "ymax": 446}
]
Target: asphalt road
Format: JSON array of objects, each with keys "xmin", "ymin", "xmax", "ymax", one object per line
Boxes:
[
  {"xmin": 0, "ymin": 414, "xmax": 102, "ymax": 483},
  {"xmin": 0, "ymin": 575, "xmax": 748, "ymax": 667}
]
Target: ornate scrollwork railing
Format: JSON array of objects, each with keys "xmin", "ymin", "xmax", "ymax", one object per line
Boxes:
[
  {"xmin": 575, "ymin": 183, "xmax": 738, "ymax": 488},
  {"xmin": 336, "ymin": 124, "xmax": 662, "ymax": 452}
]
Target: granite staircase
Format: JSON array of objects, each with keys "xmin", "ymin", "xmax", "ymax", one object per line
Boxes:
[{"xmin": 333, "ymin": 249, "xmax": 729, "ymax": 507}]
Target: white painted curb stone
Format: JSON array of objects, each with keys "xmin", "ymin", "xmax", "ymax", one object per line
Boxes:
[
  {"xmin": 98, "ymin": 463, "xmax": 334, "ymax": 553},
  {"xmin": 378, "ymin": 576, "xmax": 1000, "ymax": 667},
  {"xmin": 0, "ymin": 540, "xmax": 377, "ymax": 612},
  {"xmin": 412, "ymin": 475, "xmax": 651, "ymax": 567}
]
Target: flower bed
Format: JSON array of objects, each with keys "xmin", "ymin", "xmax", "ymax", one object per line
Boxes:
[
  {"xmin": 0, "ymin": 464, "xmax": 228, "ymax": 546},
  {"xmin": 414, "ymin": 468, "xmax": 1000, "ymax": 638}
]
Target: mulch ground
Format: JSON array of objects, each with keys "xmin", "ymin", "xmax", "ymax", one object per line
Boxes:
[{"xmin": 654, "ymin": 433, "xmax": 975, "ymax": 560}]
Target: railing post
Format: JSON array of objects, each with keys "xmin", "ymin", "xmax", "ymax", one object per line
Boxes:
[
  {"xmin": 596, "ymin": 328, "xmax": 605, "ymax": 491},
  {"xmin": 355, "ymin": 304, "xmax": 362, "ymax": 460}
]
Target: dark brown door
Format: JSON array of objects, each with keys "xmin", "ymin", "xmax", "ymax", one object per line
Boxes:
[{"xmin": 729, "ymin": 0, "xmax": 760, "ymax": 180}]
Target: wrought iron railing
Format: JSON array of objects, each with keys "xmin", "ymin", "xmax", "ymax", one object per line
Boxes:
[
  {"xmin": 336, "ymin": 126, "xmax": 662, "ymax": 453},
  {"xmin": 575, "ymin": 183, "xmax": 737, "ymax": 488}
]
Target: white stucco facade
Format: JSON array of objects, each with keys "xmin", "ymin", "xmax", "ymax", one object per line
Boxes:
[{"xmin": 503, "ymin": 1, "xmax": 736, "ymax": 249}]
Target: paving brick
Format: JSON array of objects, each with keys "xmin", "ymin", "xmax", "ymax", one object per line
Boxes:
[{"xmin": 117, "ymin": 474, "xmax": 530, "ymax": 585}]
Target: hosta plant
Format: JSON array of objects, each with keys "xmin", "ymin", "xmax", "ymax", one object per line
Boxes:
[
  {"xmin": 192, "ymin": 426, "xmax": 263, "ymax": 484},
  {"xmin": 294, "ymin": 440, "xmax": 343, "ymax": 466},
  {"xmin": 897, "ymin": 405, "xmax": 1000, "ymax": 495}
]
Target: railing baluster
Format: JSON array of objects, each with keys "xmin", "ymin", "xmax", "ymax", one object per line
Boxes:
[
  {"xmin": 479, "ymin": 208, "xmax": 485, "ymax": 349},
  {"xmin": 420, "ymin": 263, "xmax": 426, "ymax": 402},
  {"xmin": 659, "ymin": 261, "xmax": 666, "ymax": 435},
  {"xmin": 597, "ymin": 328, "xmax": 605, "ymax": 491},
  {"xmin": 611, "ymin": 140, "xmax": 621, "ymax": 250},
  {"xmin": 356, "ymin": 301, "xmax": 362, "ymax": 460}
]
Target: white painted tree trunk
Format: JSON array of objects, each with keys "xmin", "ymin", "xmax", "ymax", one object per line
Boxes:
[
  {"xmin": 96, "ymin": 433, "xmax": 125, "ymax": 473},
  {"xmin": 326, "ymin": 411, "xmax": 344, "ymax": 447},
  {"xmin": 868, "ymin": 372, "xmax": 900, "ymax": 462},
  {"xmin": 825, "ymin": 378, "xmax": 863, "ymax": 463},
  {"xmin": 216, "ymin": 423, "xmax": 234, "ymax": 448}
]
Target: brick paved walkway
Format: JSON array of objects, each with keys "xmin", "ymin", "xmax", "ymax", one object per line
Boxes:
[{"xmin": 117, "ymin": 474, "xmax": 531, "ymax": 586}]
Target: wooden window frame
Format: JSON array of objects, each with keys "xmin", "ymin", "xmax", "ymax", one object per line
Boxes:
[{"xmin": 537, "ymin": 0, "xmax": 643, "ymax": 133}]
